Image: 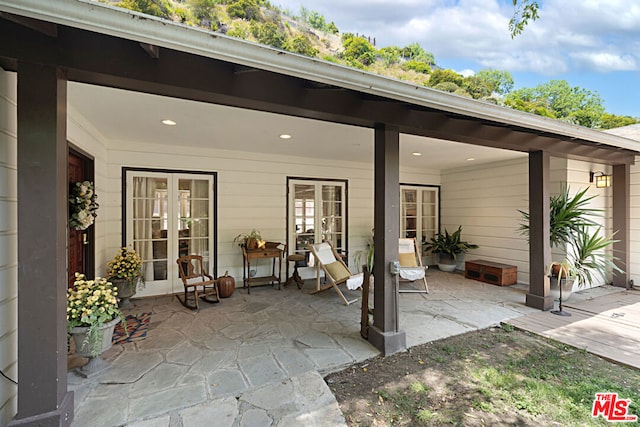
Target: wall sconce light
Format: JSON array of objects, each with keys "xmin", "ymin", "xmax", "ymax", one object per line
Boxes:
[{"xmin": 589, "ymin": 171, "xmax": 611, "ymax": 188}]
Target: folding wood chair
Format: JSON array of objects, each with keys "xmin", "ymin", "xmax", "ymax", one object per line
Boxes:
[
  {"xmin": 398, "ymin": 238, "xmax": 429, "ymax": 293},
  {"xmin": 307, "ymin": 241, "xmax": 362, "ymax": 305}
]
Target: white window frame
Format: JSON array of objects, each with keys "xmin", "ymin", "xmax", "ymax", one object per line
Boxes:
[
  {"xmin": 124, "ymin": 169, "xmax": 216, "ymax": 297},
  {"xmin": 400, "ymin": 184, "xmax": 440, "ymax": 265},
  {"xmin": 287, "ymin": 178, "xmax": 348, "ymax": 279}
]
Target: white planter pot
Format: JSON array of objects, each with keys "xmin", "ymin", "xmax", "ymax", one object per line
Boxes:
[
  {"xmin": 549, "ymin": 276, "xmax": 575, "ymax": 302},
  {"xmin": 437, "ymin": 254, "xmax": 457, "ymax": 272}
]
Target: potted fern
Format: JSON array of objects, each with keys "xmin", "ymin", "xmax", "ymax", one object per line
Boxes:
[
  {"xmin": 423, "ymin": 226, "xmax": 478, "ymax": 272},
  {"xmin": 233, "ymin": 229, "xmax": 263, "ymax": 249}
]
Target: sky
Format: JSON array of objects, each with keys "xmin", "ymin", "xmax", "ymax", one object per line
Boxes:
[{"xmin": 273, "ymin": 0, "xmax": 640, "ymax": 117}]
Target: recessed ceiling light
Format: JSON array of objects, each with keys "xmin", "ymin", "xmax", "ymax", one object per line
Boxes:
[
  {"xmin": 279, "ymin": 134, "xmax": 292, "ymax": 140},
  {"xmin": 162, "ymin": 119, "xmax": 177, "ymax": 126},
  {"xmin": 412, "ymin": 152, "xmax": 422, "ymax": 156},
  {"xmin": 466, "ymin": 157, "xmax": 475, "ymax": 161}
]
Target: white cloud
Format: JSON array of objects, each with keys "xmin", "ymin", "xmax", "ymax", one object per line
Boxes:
[
  {"xmin": 570, "ymin": 52, "xmax": 638, "ymax": 72},
  {"xmin": 275, "ymin": 0, "xmax": 640, "ymax": 76}
]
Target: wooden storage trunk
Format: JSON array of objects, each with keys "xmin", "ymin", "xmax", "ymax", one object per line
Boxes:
[{"xmin": 464, "ymin": 259, "xmax": 517, "ymax": 286}]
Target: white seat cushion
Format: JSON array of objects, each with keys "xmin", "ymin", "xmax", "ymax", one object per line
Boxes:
[
  {"xmin": 399, "ymin": 267, "xmax": 425, "ymax": 281},
  {"xmin": 346, "ymin": 273, "xmax": 364, "ymax": 290}
]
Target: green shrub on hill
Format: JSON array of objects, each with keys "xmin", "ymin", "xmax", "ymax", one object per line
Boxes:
[
  {"xmin": 251, "ymin": 21, "xmax": 286, "ymax": 48},
  {"xmin": 341, "ymin": 33, "xmax": 376, "ymax": 66},
  {"xmin": 401, "ymin": 60, "xmax": 431, "ymax": 74},
  {"xmin": 428, "ymin": 69, "xmax": 464, "ymax": 88},
  {"xmin": 286, "ymin": 35, "xmax": 319, "ymax": 56},
  {"xmin": 227, "ymin": 0, "xmax": 260, "ymax": 20}
]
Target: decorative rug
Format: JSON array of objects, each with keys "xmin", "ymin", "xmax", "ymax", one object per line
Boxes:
[{"xmin": 112, "ymin": 313, "xmax": 151, "ymax": 345}]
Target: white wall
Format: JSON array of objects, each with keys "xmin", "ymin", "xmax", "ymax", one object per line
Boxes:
[
  {"xmin": 0, "ymin": 69, "xmax": 17, "ymax": 426},
  {"xmin": 440, "ymin": 157, "xmax": 530, "ymax": 283},
  {"xmin": 103, "ymin": 138, "xmax": 440, "ymax": 297},
  {"xmin": 440, "ymin": 156, "xmax": 614, "ymax": 286}
]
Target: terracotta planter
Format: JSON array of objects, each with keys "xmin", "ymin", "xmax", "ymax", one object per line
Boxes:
[
  {"xmin": 246, "ymin": 238, "xmax": 258, "ymax": 249},
  {"xmin": 218, "ymin": 271, "xmax": 236, "ymax": 298},
  {"xmin": 70, "ymin": 317, "xmax": 120, "ymax": 357}
]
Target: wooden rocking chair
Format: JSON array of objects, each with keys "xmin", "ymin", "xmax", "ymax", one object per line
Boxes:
[{"xmin": 176, "ymin": 255, "xmax": 220, "ymax": 310}]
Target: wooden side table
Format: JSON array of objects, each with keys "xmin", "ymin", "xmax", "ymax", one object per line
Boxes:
[{"xmin": 242, "ymin": 246, "xmax": 283, "ymax": 294}]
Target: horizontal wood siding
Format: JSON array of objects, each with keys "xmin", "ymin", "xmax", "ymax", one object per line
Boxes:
[
  {"xmin": 105, "ymin": 139, "xmax": 439, "ymax": 296},
  {"xmin": 565, "ymin": 159, "xmax": 612, "ymax": 287},
  {"xmin": 441, "ymin": 156, "xmax": 619, "ymax": 287},
  {"xmin": 441, "ymin": 158, "xmax": 530, "ymax": 283},
  {"xmin": 0, "ymin": 70, "xmax": 17, "ymax": 426}
]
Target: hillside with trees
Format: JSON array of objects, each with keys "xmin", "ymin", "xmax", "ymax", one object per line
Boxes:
[{"xmin": 97, "ymin": 0, "xmax": 637, "ymax": 130}]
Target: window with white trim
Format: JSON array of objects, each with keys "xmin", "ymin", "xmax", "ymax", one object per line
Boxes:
[
  {"xmin": 287, "ymin": 178, "xmax": 347, "ymax": 274},
  {"xmin": 125, "ymin": 169, "xmax": 216, "ymax": 296},
  {"xmin": 400, "ymin": 185, "xmax": 439, "ymax": 265}
]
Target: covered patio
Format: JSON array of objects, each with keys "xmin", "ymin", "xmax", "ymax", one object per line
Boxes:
[
  {"xmin": 68, "ymin": 270, "xmax": 546, "ymax": 426},
  {"xmin": 1, "ymin": 1, "xmax": 639, "ymax": 425}
]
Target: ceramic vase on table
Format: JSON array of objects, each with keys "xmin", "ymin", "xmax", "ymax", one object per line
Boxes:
[{"xmin": 70, "ymin": 317, "xmax": 120, "ymax": 377}]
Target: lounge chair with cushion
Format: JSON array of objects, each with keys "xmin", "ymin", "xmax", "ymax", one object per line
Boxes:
[
  {"xmin": 397, "ymin": 237, "xmax": 429, "ymax": 293},
  {"xmin": 307, "ymin": 241, "xmax": 362, "ymax": 305}
]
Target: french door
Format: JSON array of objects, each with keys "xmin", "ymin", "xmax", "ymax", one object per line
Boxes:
[
  {"xmin": 287, "ymin": 178, "xmax": 347, "ymax": 277},
  {"xmin": 400, "ymin": 185, "xmax": 439, "ymax": 265},
  {"xmin": 125, "ymin": 170, "xmax": 215, "ymax": 296}
]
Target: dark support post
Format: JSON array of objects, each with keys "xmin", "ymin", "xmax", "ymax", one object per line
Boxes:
[
  {"xmin": 10, "ymin": 64, "xmax": 73, "ymax": 426},
  {"xmin": 369, "ymin": 123, "xmax": 406, "ymax": 355},
  {"xmin": 525, "ymin": 151, "xmax": 554, "ymax": 310},
  {"xmin": 612, "ymin": 164, "xmax": 631, "ymax": 288}
]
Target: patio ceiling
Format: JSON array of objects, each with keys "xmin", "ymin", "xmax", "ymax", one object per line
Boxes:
[{"xmin": 68, "ymin": 82, "xmax": 525, "ymax": 170}]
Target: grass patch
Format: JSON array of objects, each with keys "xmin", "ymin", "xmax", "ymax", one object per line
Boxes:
[{"xmin": 326, "ymin": 328, "xmax": 640, "ymax": 426}]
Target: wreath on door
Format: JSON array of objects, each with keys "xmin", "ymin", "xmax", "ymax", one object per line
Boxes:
[{"xmin": 69, "ymin": 181, "xmax": 99, "ymax": 230}]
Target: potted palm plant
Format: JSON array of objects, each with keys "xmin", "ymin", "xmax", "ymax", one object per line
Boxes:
[
  {"xmin": 519, "ymin": 186, "xmax": 622, "ymax": 301},
  {"xmin": 423, "ymin": 226, "xmax": 478, "ymax": 272}
]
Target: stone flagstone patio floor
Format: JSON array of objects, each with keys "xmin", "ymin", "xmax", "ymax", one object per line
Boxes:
[{"xmin": 67, "ymin": 269, "xmax": 623, "ymax": 426}]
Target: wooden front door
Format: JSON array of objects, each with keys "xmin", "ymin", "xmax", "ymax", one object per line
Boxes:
[{"xmin": 68, "ymin": 149, "xmax": 94, "ymax": 287}]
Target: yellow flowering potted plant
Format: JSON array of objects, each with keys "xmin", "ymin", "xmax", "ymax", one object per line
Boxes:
[
  {"xmin": 107, "ymin": 247, "xmax": 144, "ymax": 308},
  {"xmin": 67, "ymin": 273, "xmax": 124, "ymax": 358}
]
